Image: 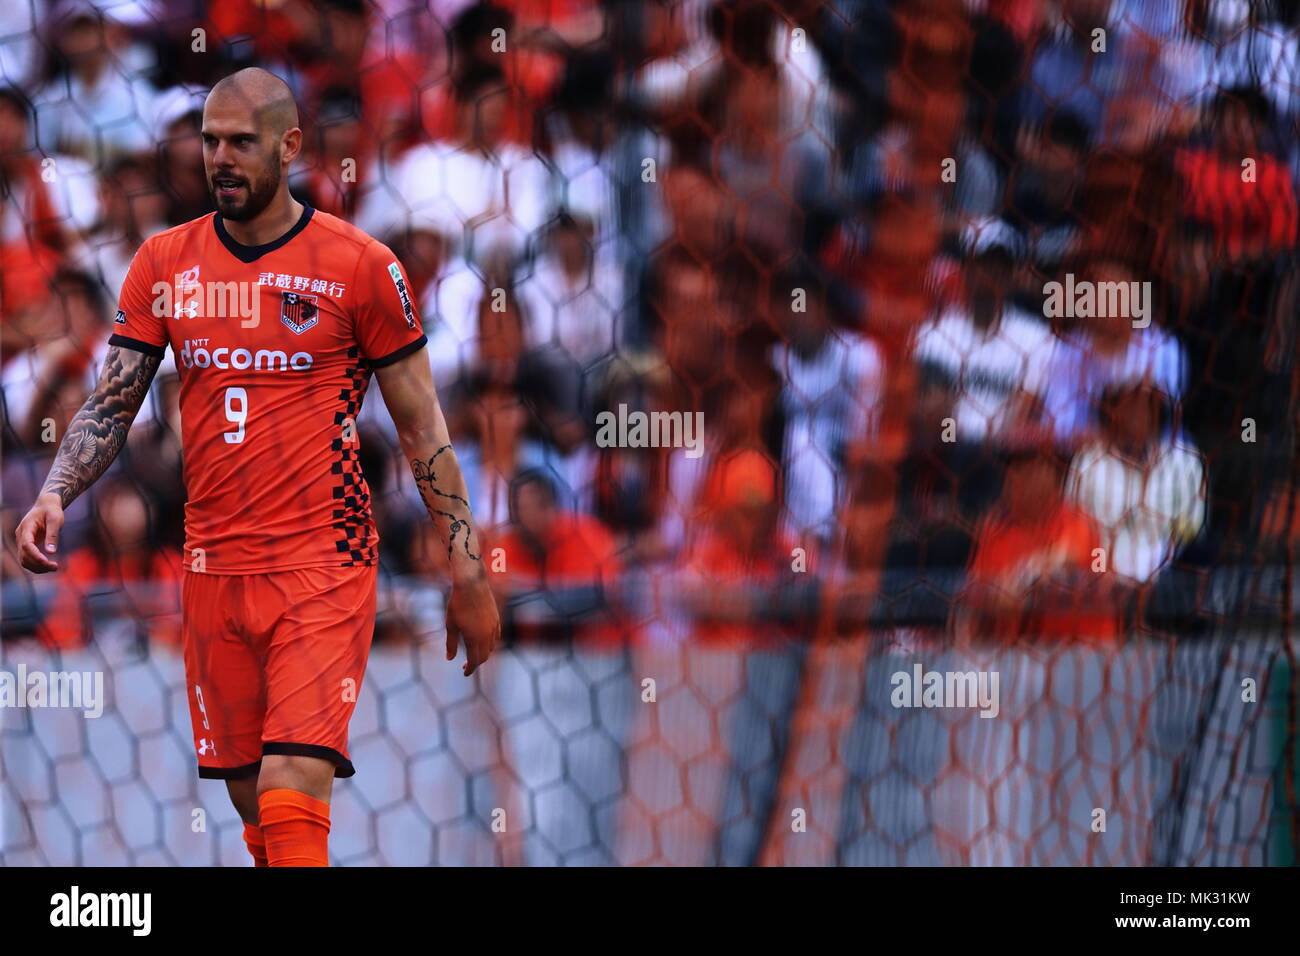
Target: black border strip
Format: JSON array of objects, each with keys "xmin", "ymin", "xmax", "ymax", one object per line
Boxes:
[
  {"xmin": 366, "ymin": 334, "xmax": 427, "ymax": 369},
  {"xmin": 263, "ymin": 742, "xmax": 356, "ymax": 778},
  {"xmin": 108, "ymin": 333, "xmax": 167, "ymax": 358},
  {"xmin": 213, "ymin": 204, "xmax": 315, "ymax": 263},
  {"xmin": 197, "ymin": 760, "xmax": 262, "ymax": 781}
]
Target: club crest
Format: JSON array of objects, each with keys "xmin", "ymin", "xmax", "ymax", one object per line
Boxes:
[{"xmin": 280, "ymin": 291, "xmax": 319, "ymax": 334}]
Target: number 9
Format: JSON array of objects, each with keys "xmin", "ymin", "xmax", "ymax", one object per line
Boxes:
[{"xmin": 224, "ymin": 387, "xmax": 247, "ymax": 444}]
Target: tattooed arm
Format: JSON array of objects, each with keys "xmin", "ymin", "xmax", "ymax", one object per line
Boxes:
[
  {"xmin": 375, "ymin": 349, "xmax": 500, "ymax": 675},
  {"xmin": 15, "ymin": 345, "xmax": 162, "ymax": 573}
]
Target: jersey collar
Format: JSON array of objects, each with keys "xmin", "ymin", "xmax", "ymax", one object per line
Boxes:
[{"xmin": 213, "ymin": 204, "xmax": 315, "ymax": 264}]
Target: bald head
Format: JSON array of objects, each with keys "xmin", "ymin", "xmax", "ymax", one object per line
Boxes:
[
  {"xmin": 207, "ymin": 68, "xmax": 299, "ymax": 137},
  {"xmin": 202, "ymin": 68, "xmax": 302, "ymax": 223}
]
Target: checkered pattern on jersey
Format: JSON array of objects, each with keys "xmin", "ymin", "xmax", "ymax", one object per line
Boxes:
[{"xmin": 331, "ymin": 346, "xmax": 377, "ymax": 566}]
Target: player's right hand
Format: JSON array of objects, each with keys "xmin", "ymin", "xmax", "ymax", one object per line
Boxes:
[{"xmin": 16, "ymin": 493, "xmax": 64, "ymax": 573}]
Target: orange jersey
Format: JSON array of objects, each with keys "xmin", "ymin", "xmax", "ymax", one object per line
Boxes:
[
  {"xmin": 111, "ymin": 206, "xmax": 427, "ymax": 573},
  {"xmin": 969, "ymin": 504, "xmax": 1120, "ymax": 643},
  {"xmin": 682, "ymin": 530, "xmax": 804, "ymax": 649}
]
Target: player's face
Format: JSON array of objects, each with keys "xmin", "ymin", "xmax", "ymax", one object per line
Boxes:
[{"xmin": 201, "ymin": 104, "xmax": 283, "ymax": 222}]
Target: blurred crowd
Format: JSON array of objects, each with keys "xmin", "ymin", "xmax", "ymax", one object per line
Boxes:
[{"xmin": 3, "ymin": 0, "xmax": 1300, "ymax": 652}]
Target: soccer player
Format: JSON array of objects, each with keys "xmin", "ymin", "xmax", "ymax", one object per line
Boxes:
[{"xmin": 14, "ymin": 68, "xmax": 501, "ymax": 867}]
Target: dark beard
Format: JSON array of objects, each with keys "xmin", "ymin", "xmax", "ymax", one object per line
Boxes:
[{"xmin": 212, "ymin": 163, "xmax": 280, "ymax": 222}]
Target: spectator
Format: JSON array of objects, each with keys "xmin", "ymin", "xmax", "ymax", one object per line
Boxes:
[
  {"xmin": 657, "ymin": 155, "xmax": 735, "ymax": 263},
  {"xmin": 712, "ymin": 61, "xmax": 832, "ymax": 255},
  {"xmin": 0, "ymin": 85, "xmax": 98, "ymax": 323},
  {"xmin": 157, "ymin": 106, "xmax": 211, "ymax": 227},
  {"xmin": 291, "ymin": 86, "xmax": 370, "ymax": 221},
  {"xmin": 485, "ymin": 463, "xmax": 630, "ymax": 867},
  {"xmin": 433, "ymin": 292, "xmax": 591, "ymax": 528},
  {"xmin": 1066, "ymin": 383, "xmax": 1206, "ymax": 585},
  {"xmin": 419, "ymin": 234, "xmax": 492, "ymax": 391},
  {"xmin": 637, "ymin": 0, "xmax": 835, "ymax": 149},
  {"xmin": 823, "ymin": 461, "xmax": 898, "ymax": 639},
  {"xmin": 1019, "ymin": 0, "xmax": 1175, "ymax": 146},
  {"xmin": 358, "ymin": 63, "xmax": 549, "ymax": 268},
  {"xmin": 31, "ymin": 5, "xmax": 159, "ymax": 166},
  {"xmin": 1007, "ymin": 110, "xmax": 1090, "ymax": 278},
  {"xmin": 1172, "ymin": 0, "xmax": 1300, "ymax": 123},
  {"xmin": 2, "ymin": 269, "xmax": 108, "ymax": 452},
  {"xmin": 1175, "ymin": 88, "xmax": 1298, "ymax": 265},
  {"xmin": 74, "ymin": 154, "xmax": 168, "ymax": 303},
  {"xmin": 543, "ymin": 51, "xmax": 624, "ymax": 261},
  {"xmin": 913, "ymin": 217, "xmax": 1057, "ymax": 444},
  {"xmin": 297, "ymin": 0, "xmax": 427, "ymax": 154},
  {"xmin": 419, "ymin": 1, "xmax": 560, "ymax": 149},
  {"xmin": 488, "ymin": 469, "xmax": 624, "ymax": 648},
  {"xmin": 770, "ymin": 266, "xmax": 884, "ymax": 543},
  {"xmin": 958, "ymin": 442, "xmax": 1119, "ymax": 645},
  {"xmin": 38, "ymin": 478, "xmax": 182, "ymax": 651},
  {"xmin": 1038, "ymin": 255, "xmax": 1188, "ymax": 446},
  {"xmin": 679, "ymin": 448, "xmax": 809, "ymax": 646},
  {"xmin": 1074, "ymin": 87, "xmax": 1183, "ymax": 280},
  {"xmin": 516, "ymin": 212, "xmax": 625, "ymax": 373}
]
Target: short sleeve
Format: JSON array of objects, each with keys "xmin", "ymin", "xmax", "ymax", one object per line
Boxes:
[
  {"xmin": 353, "ymin": 241, "xmax": 427, "ymax": 368},
  {"xmin": 108, "ymin": 240, "xmax": 168, "ymax": 358}
]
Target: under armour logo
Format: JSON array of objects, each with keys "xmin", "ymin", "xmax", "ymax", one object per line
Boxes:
[{"xmin": 197, "ymin": 738, "xmax": 217, "ymax": 756}]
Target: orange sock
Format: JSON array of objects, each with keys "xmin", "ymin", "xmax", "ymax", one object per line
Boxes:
[
  {"xmin": 258, "ymin": 789, "xmax": 331, "ymax": 867},
  {"xmin": 242, "ymin": 822, "xmax": 268, "ymax": 867}
]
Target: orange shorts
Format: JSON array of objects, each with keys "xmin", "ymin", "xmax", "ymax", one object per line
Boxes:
[{"xmin": 181, "ymin": 564, "xmax": 377, "ymax": 780}]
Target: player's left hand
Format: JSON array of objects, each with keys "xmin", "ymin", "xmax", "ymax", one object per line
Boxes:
[{"xmin": 446, "ymin": 576, "xmax": 500, "ymax": 677}]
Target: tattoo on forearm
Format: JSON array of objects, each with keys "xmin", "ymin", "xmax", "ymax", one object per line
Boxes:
[
  {"xmin": 40, "ymin": 347, "xmax": 160, "ymax": 508},
  {"xmin": 411, "ymin": 444, "xmax": 480, "ymax": 560}
]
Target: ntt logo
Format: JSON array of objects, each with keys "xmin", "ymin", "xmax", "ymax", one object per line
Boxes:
[{"xmin": 181, "ymin": 339, "xmax": 313, "ymax": 371}]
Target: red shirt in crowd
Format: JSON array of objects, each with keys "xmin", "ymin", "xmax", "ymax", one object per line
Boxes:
[
  {"xmin": 682, "ymin": 529, "xmax": 805, "ymax": 649},
  {"xmin": 1175, "ymin": 148, "xmax": 1298, "ymax": 260},
  {"xmin": 39, "ymin": 548, "xmax": 183, "ymax": 650},
  {"xmin": 491, "ymin": 512, "xmax": 625, "ymax": 648},
  {"xmin": 968, "ymin": 503, "xmax": 1120, "ymax": 644}
]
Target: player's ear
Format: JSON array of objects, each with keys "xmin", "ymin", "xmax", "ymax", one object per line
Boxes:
[{"xmin": 280, "ymin": 126, "xmax": 303, "ymax": 166}]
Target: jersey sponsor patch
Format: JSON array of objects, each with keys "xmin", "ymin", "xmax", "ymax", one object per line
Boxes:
[
  {"xmin": 114, "ymin": 309, "xmax": 127, "ymax": 325},
  {"xmin": 280, "ymin": 290, "xmax": 319, "ymax": 334},
  {"xmin": 387, "ymin": 261, "xmax": 416, "ymax": 329}
]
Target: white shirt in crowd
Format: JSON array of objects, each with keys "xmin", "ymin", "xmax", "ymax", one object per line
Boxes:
[
  {"xmin": 547, "ymin": 133, "xmax": 621, "ymax": 258},
  {"xmin": 2, "ymin": 337, "xmax": 172, "ymax": 440},
  {"xmin": 420, "ymin": 257, "xmax": 487, "ymax": 392},
  {"xmin": 32, "ymin": 68, "xmax": 159, "ymax": 166},
  {"xmin": 515, "ymin": 255, "xmax": 624, "ymax": 368},
  {"xmin": 914, "ymin": 306, "xmax": 1056, "ymax": 442},
  {"xmin": 356, "ymin": 141, "xmax": 550, "ymax": 264},
  {"xmin": 0, "ymin": 153, "xmax": 99, "ymax": 246},
  {"xmin": 1037, "ymin": 325, "xmax": 1187, "ymax": 444},
  {"xmin": 1160, "ymin": 12, "xmax": 1300, "ymax": 120},
  {"xmin": 355, "ymin": 257, "xmax": 482, "ymax": 444},
  {"xmin": 771, "ymin": 329, "xmax": 884, "ymax": 539},
  {"xmin": 635, "ymin": 8, "xmax": 835, "ymax": 150},
  {"xmin": 1067, "ymin": 434, "xmax": 1206, "ymax": 583}
]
